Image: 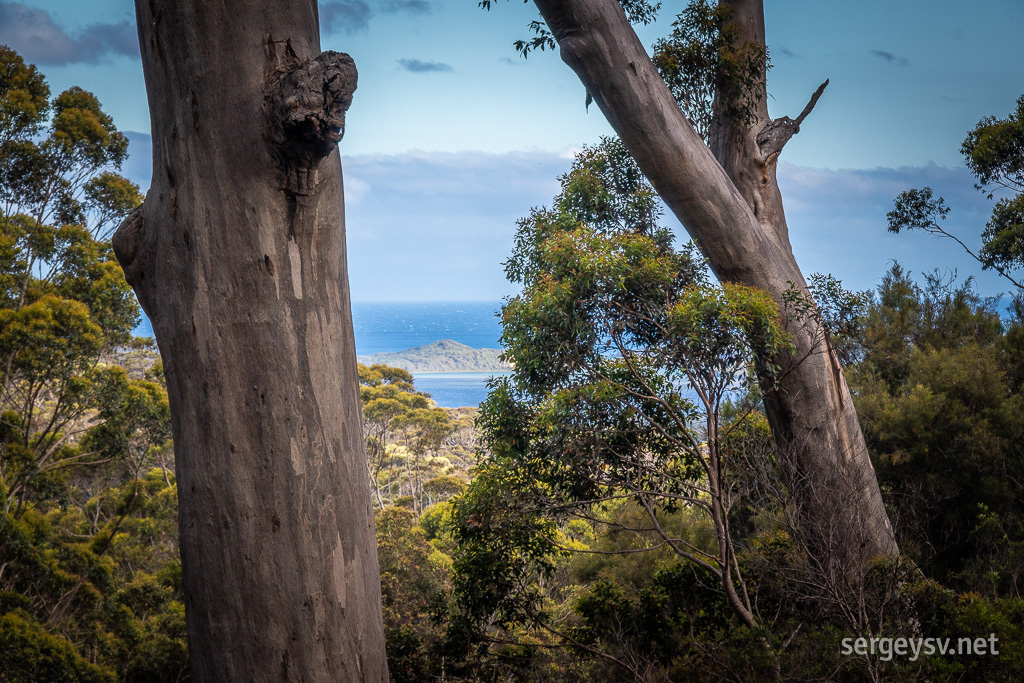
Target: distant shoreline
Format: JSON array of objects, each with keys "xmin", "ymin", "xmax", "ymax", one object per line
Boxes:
[
  {"xmin": 413, "ymin": 371, "xmax": 513, "ymax": 378},
  {"xmin": 357, "ymin": 339, "xmax": 511, "ymax": 374}
]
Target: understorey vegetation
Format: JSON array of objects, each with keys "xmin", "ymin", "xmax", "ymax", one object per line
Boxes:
[{"xmin": 372, "ymin": 137, "xmax": 1024, "ymax": 683}]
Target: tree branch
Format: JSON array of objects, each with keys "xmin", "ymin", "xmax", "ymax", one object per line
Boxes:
[{"xmin": 756, "ymin": 79, "xmax": 829, "ymax": 161}]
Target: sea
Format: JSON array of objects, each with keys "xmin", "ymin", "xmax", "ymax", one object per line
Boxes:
[
  {"xmin": 133, "ymin": 301, "xmax": 508, "ymax": 408},
  {"xmin": 353, "ymin": 301, "xmax": 509, "ymax": 408}
]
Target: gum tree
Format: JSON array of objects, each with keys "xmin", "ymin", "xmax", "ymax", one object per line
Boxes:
[
  {"xmin": 488, "ymin": 0, "xmax": 898, "ymax": 578},
  {"xmin": 114, "ymin": 2, "xmax": 388, "ymax": 680},
  {"xmin": 0, "ymin": 45, "xmax": 143, "ymax": 515},
  {"xmin": 453, "ymin": 141, "xmax": 791, "ymax": 667}
]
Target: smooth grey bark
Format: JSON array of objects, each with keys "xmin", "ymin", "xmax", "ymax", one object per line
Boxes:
[
  {"xmin": 114, "ymin": 1, "xmax": 388, "ymax": 680},
  {"xmin": 531, "ymin": 0, "xmax": 898, "ymax": 577}
]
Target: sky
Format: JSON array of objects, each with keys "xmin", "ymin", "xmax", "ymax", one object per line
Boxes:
[{"xmin": 4, "ymin": 0, "xmax": 1024, "ymax": 301}]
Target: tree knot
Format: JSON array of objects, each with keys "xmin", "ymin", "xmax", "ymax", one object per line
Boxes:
[
  {"xmin": 267, "ymin": 51, "xmax": 358, "ymax": 175},
  {"xmin": 112, "ymin": 204, "xmax": 145, "ymax": 272},
  {"xmin": 756, "ymin": 117, "xmax": 798, "ymax": 162}
]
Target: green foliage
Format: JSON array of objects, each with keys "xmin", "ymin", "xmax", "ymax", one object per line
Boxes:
[
  {"xmin": 423, "ymin": 474, "xmax": 465, "ymax": 504},
  {"xmin": 418, "ymin": 116, "xmax": 1024, "ymax": 680},
  {"xmin": 0, "ymin": 611, "xmax": 116, "ymax": 683},
  {"xmin": 84, "ymin": 366, "xmax": 172, "ymax": 479},
  {"xmin": 0, "ymin": 472, "xmax": 188, "ymax": 682},
  {"xmin": 358, "ymin": 363, "xmax": 457, "ymax": 511},
  {"xmin": 0, "ymin": 48, "xmax": 184, "ymax": 681},
  {"xmin": 449, "ymin": 457, "xmax": 562, "ymax": 632},
  {"xmin": 890, "ymin": 94, "xmax": 1024, "ymax": 289},
  {"xmin": 477, "ymin": 1, "xmax": 661, "ymax": 59},
  {"xmin": 352, "ymin": 367, "xmax": 489, "ymax": 676},
  {"xmin": 652, "ymin": 0, "xmax": 769, "ymax": 143},
  {"xmin": 972, "ymin": 95, "xmax": 1024, "ymax": 274},
  {"xmin": 419, "ymin": 500, "xmax": 453, "ymax": 543},
  {"xmin": 82, "ymin": 172, "xmax": 143, "ymax": 242},
  {"xmin": 0, "ymin": 46, "xmax": 50, "ymax": 141},
  {"xmin": 0, "ymin": 294, "xmax": 101, "ymax": 379},
  {"xmin": 1, "ymin": 76, "xmax": 136, "ymax": 237},
  {"xmin": 887, "ymin": 186, "xmax": 950, "ymax": 235},
  {"xmin": 982, "ymin": 194, "xmax": 1024, "ymax": 271},
  {"xmin": 569, "ymin": 563, "xmax": 733, "ymax": 679},
  {"xmin": 378, "ymin": 505, "xmax": 448, "ymax": 618},
  {"xmin": 0, "ymin": 47, "xmax": 148, "ymax": 518},
  {"xmin": 962, "ymin": 94, "xmax": 1024, "ymax": 196},
  {"xmin": 851, "ymin": 265, "xmax": 1024, "ymax": 591},
  {"xmin": 806, "ymin": 272, "xmax": 873, "ymax": 365},
  {"xmin": 435, "ymin": 137, "xmax": 798, "ymax": 678},
  {"xmin": 489, "ymin": 136, "xmax": 787, "ymax": 508}
]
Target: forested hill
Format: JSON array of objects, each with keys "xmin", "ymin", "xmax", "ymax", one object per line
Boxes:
[{"xmin": 357, "ymin": 339, "xmax": 511, "ymax": 373}]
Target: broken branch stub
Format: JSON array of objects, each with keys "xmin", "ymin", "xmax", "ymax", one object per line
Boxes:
[{"xmin": 756, "ymin": 79, "xmax": 829, "ymax": 162}]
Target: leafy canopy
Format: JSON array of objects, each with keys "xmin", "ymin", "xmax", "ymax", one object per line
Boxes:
[
  {"xmin": 0, "ymin": 44, "xmax": 153, "ymax": 519},
  {"xmin": 0, "ymin": 46, "xmax": 184, "ymax": 682},
  {"xmin": 477, "ymin": 1, "xmax": 662, "ymax": 58},
  {"xmin": 889, "ymin": 94, "xmax": 1024, "ymax": 288},
  {"xmin": 447, "ymin": 137, "xmax": 790, "ymax": 663},
  {"xmin": 652, "ymin": 0, "xmax": 769, "ymax": 144}
]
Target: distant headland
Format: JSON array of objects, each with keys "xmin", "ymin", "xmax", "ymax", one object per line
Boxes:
[{"xmin": 357, "ymin": 339, "xmax": 511, "ymax": 373}]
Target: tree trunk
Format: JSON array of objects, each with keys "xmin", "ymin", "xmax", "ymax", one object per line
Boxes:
[
  {"xmin": 532, "ymin": 0, "xmax": 898, "ymax": 578},
  {"xmin": 114, "ymin": 1, "xmax": 389, "ymax": 680}
]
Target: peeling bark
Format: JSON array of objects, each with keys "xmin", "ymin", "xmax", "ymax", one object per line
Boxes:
[
  {"xmin": 531, "ymin": 0, "xmax": 898, "ymax": 577},
  {"xmin": 116, "ymin": 2, "xmax": 388, "ymax": 680}
]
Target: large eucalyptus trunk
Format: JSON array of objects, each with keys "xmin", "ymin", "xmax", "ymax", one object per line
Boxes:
[
  {"xmin": 532, "ymin": 0, "xmax": 898, "ymax": 578},
  {"xmin": 114, "ymin": 1, "xmax": 389, "ymax": 680}
]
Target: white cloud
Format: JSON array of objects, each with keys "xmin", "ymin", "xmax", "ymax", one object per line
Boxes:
[
  {"xmin": 342, "ymin": 149, "xmax": 569, "ymax": 300},
  {"xmin": 114, "ymin": 133, "xmax": 1013, "ymax": 301},
  {"xmin": 343, "ymin": 175, "xmax": 371, "ymax": 207},
  {"xmin": 777, "ymin": 163, "xmax": 1007, "ymax": 296},
  {"xmin": 0, "ymin": 1, "xmax": 137, "ymax": 65}
]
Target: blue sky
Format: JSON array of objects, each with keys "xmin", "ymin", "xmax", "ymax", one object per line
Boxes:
[{"xmin": 5, "ymin": 0, "xmax": 1024, "ymax": 300}]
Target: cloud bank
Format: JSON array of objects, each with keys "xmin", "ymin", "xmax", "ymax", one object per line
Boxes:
[
  {"xmin": 777, "ymin": 163, "xmax": 1007, "ymax": 295},
  {"xmin": 342, "ymin": 150, "xmax": 569, "ymax": 300},
  {"xmin": 870, "ymin": 49, "xmax": 910, "ymax": 67},
  {"xmin": 397, "ymin": 58, "xmax": 452, "ymax": 73},
  {"xmin": 320, "ymin": 0, "xmax": 431, "ymax": 35},
  {"xmin": 118, "ymin": 133, "xmax": 1010, "ymax": 301},
  {"xmin": 0, "ymin": 1, "xmax": 137, "ymax": 65}
]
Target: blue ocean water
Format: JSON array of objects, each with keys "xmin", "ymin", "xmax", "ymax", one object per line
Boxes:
[
  {"xmin": 414, "ymin": 372, "xmax": 512, "ymax": 409},
  {"xmin": 133, "ymin": 301, "xmax": 508, "ymax": 408},
  {"xmin": 353, "ymin": 301, "xmax": 507, "ymax": 408},
  {"xmin": 351, "ymin": 301, "xmax": 504, "ymax": 354}
]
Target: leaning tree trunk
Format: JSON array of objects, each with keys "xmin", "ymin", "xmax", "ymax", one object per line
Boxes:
[
  {"xmin": 114, "ymin": 1, "xmax": 389, "ymax": 680},
  {"xmin": 532, "ymin": 0, "xmax": 898, "ymax": 579}
]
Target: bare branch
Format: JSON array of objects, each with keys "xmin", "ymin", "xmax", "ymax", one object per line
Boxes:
[
  {"xmin": 794, "ymin": 79, "xmax": 830, "ymax": 127},
  {"xmin": 756, "ymin": 79, "xmax": 829, "ymax": 161}
]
